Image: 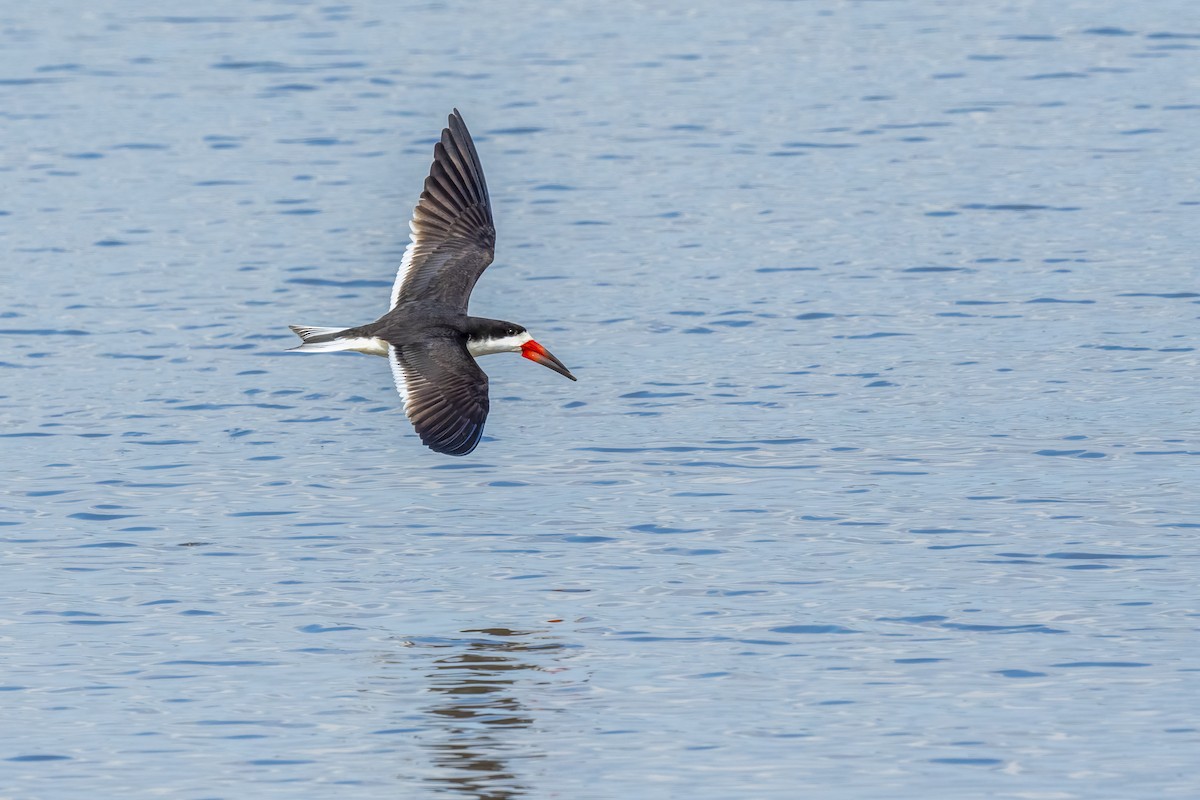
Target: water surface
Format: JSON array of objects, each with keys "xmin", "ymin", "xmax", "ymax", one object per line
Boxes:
[{"xmin": 2, "ymin": 1, "xmax": 1198, "ymax": 798}]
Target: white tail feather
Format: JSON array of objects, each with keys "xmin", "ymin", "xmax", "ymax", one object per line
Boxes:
[{"xmin": 288, "ymin": 325, "xmax": 389, "ymax": 356}]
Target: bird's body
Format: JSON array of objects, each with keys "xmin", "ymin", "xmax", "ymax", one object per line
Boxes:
[{"xmin": 288, "ymin": 110, "xmax": 576, "ymax": 456}]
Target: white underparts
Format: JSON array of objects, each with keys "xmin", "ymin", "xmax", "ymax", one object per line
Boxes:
[{"xmin": 467, "ymin": 331, "xmax": 532, "ymax": 357}]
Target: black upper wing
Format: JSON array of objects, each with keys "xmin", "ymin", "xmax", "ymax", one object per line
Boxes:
[
  {"xmin": 388, "ymin": 337, "xmax": 490, "ymax": 456},
  {"xmin": 389, "ymin": 110, "xmax": 496, "ymax": 311}
]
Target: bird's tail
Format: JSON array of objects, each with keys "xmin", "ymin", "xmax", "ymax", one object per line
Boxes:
[{"xmin": 287, "ymin": 324, "xmax": 386, "ymax": 355}]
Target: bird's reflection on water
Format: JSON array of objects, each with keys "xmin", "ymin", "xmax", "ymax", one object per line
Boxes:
[{"xmin": 410, "ymin": 626, "xmax": 569, "ymax": 800}]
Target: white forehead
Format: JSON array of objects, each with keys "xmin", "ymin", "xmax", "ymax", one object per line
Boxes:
[{"xmin": 467, "ymin": 330, "xmax": 532, "ymax": 357}]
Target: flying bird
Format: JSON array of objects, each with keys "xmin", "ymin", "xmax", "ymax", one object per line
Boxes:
[{"xmin": 288, "ymin": 110, "xmax": 576, "ymax": 456}]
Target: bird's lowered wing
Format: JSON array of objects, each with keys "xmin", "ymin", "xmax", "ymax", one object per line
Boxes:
[{"xmin": 388, "ymin": 337, "xmax": 490, "ymax": 456}]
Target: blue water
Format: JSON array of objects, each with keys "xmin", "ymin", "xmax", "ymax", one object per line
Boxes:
[{"xmin": 3, "ymin": 1, "xmax": 1198, "ymax": 798}]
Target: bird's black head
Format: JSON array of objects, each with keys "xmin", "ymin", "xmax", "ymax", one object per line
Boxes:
[
  {"xmin": 467, "ymin": 318, "xmax": 525, "ymax": 342},
  {"xmin": 497, "ymin": 321, "xmax": 526, "ymax": 339}
]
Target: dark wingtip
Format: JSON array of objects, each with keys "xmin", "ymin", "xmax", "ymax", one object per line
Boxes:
[
  {"xmin": 433, "ymin": 440, "xmax": 479, "ymax": 457},
  {"xmin": 420, "ymin": 427, "xmax": 483, "ymax": 456},
  {"xmin": 447, "ymin": 110, "xmax": 468, "ymax": 142}
]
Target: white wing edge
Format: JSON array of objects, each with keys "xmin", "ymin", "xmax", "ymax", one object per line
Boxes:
[
  {"xmin": 389, "ymin": 221, "xmax": 419, "ymax": 309},
  {"xmin": 387, "ymin": 344, "xmax": 410, "ymax": 414}
]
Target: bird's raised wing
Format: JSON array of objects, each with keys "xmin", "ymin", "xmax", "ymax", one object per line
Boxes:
[
  {"xmin": 390, "ymin": 109, "xmax": 496, "ymax": 312},
  {"xmin": 388, "ymin": 337, "xmax": 490, "ymax": 456}
]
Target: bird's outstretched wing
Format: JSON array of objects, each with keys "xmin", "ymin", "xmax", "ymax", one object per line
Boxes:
[
  {"xmin": 390, "ymin": 109, "xmax": 496, "ymax": 312},
  {"xmin": 388, "ymin": 337, "xmax": 490, "ymax": 456}
]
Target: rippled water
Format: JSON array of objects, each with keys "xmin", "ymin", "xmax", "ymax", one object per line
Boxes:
[{"xmin": 3, "ymin": 1, "xmax": 1198, "ymax": 798}]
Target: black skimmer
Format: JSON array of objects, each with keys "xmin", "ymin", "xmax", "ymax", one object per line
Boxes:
[{"xmin": 288, "ymin": 109, "xmax": 576, "ymax": 456}]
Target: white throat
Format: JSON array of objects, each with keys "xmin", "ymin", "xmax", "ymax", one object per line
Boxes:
[{"xmin": 468, "ymin": 331, "xmax": 531, "ymax": 357}]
